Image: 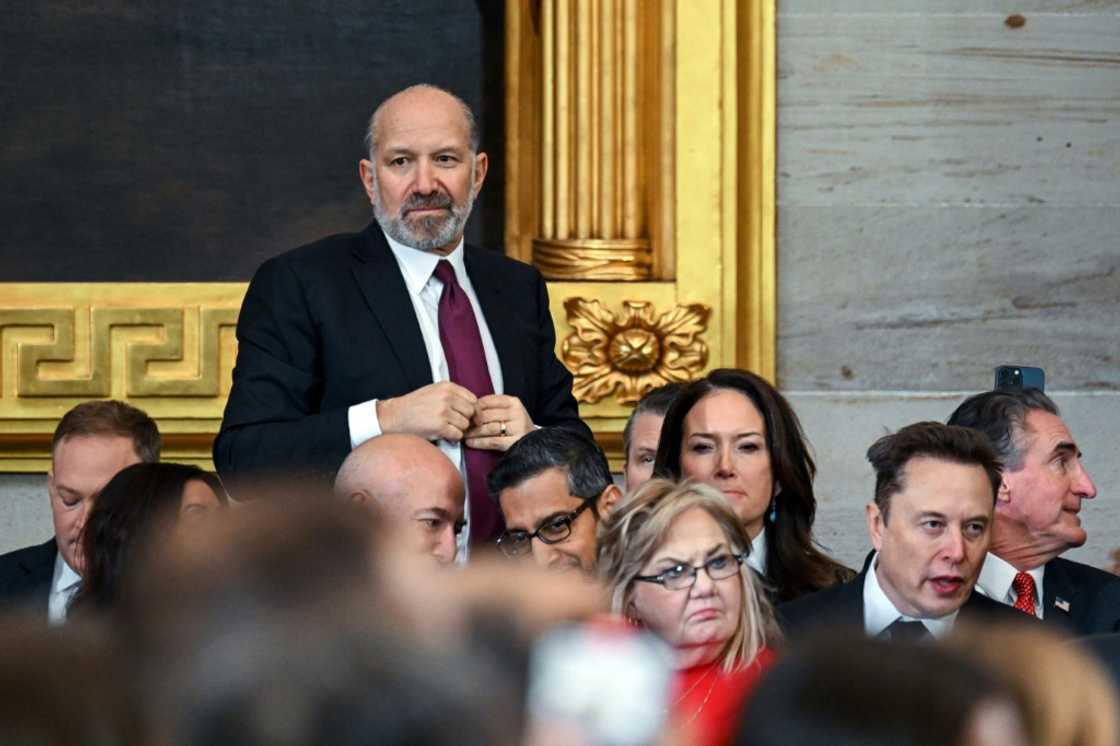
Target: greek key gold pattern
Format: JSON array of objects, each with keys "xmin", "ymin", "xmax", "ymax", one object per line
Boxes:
[
  {"xmin": 0, "ymin": 284, "xmax": 245, "ymax": 470},
  {"xmin": 0, "ymin": 306, "xmax": 237, "ymax": 398},
  {"xmin": 561, "ymin": 297, "xmax": 710, "ymax": 405}
]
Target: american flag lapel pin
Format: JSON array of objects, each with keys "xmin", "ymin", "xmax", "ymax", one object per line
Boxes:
[{"xmin": 1055, "ymin": 597, "xmax": 1071, "ymax": 613}]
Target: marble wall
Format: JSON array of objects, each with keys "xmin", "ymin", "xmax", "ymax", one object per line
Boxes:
[
  {"xmin": 1, "ymin": 3, "xmax": 1118, "ymax": 570},
  {"xmin": 776, "ymin": 1, "xmax": 1120, "ymax": 570}
]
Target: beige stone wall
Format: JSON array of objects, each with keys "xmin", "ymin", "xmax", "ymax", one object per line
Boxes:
[{"xmin": 776, "ymin": 2, "xmax": 1120, "ymax": 570}]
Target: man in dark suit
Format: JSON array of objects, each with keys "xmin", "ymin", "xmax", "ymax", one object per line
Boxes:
[
  {"xmin": 0, "ymin": 400, "xmax": 159, "ymax": 623},
  {"xmin": 782, "ymin": 422, "xmax": 1026, "ymax": 641},
  {"xmin": 949, "ymin": 389, "xmax": 1120, "ymax": 635},
  {"xmin": 214, "ymin": 84, "xmax": 589, "ymax": 549}
]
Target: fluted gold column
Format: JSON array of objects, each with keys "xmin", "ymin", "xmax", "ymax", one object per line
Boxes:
[{"xmin": 533, "ymin": 0, "xmax": 653, "ymax": 281}]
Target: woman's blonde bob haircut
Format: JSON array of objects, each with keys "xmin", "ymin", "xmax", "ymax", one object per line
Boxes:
[{"xmin": 597, "ymin": 478, "xmax": 781, "ymax": 671}]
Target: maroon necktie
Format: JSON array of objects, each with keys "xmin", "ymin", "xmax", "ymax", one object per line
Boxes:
[{"xmin": 433, "ymin": 260, "xmax": 504, "ymax": 545}]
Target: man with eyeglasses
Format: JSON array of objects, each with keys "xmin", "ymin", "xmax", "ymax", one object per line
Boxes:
[
  {"xmin": 488, "ymin": 428, "xmax": 621, "ymax": 571},
  {"xmin": 781, "ymin": 422, "xmax": 1028, "ymax": 642}
]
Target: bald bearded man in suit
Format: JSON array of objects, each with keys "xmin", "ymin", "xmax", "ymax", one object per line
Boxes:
[{"xmin": 215, "ymin": 85, "xmax": 588, "ymax": 551}]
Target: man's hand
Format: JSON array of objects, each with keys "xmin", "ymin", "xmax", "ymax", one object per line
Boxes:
[
  {"xmin": 377, "ymin": 382, "xmax": 478, "ymax": 442},
  {"xmin": 464, "ymin": 394, "xmax": 534, "ymax": 452}
]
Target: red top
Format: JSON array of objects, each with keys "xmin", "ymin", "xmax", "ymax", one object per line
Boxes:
[{"xmin": 670, "ymin": 647, "xmax": 777, "ymax": 746}]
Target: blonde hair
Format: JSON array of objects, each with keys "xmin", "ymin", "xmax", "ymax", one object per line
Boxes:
[
  {"xmin": 950, "ymin": 623, "xmax": 1120, "ymax": 746},
  {"xmin": 596, "ymin": 478, "xmax": 780, "ymax": 671}
]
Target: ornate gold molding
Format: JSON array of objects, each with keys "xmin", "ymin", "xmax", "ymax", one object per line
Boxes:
[
  {"xmin": 0, "ymin": 283, "xmax": 244, "ymax": 471},
  {"xmin": 533, "ymin": 238, "xmax": 652, "ymax": 281},
  {"xmin": 514, "ymin": 1, "xmax": 777, "ymax": 469},
  {"xmin": 561, "ymin": 297, "xmax": 709, "ymax": 405},
  {"xmin": 508, "ymin": 0, "xmax": 669, "ymax": 281}
]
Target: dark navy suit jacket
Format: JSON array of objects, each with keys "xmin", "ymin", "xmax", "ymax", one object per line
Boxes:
[
  {"xmin": 779, "ymin": 553, "xmax": 1029, "ymax": 641},
  {"xmin": 1042, "ymin": 556, "xmax": 1120, "ymax": 635},
  {"xmin": 214, "ymin": 222, "xmax": 589, "ymax": 485},
  {"xmin": 0, "ymin": 538, "xmax": 56, "ymax": 616}
]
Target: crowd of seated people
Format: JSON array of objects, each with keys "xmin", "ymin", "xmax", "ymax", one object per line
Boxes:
[
  {"xmin": 0, "ymin": 368, "xmax": 1117, "ymax": 745},
  {"xmin": 1, "ymin": 83, "xmax": 1118, "ymax": 746}
]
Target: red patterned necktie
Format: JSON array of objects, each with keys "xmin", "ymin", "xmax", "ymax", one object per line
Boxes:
[
  {"xmin": 1012, "ymin": 571, "xmax": 1036, "ymax": 616},
  {"xmin": 433, "ymin": 260, "xmax": 503, "ymax": 546}
]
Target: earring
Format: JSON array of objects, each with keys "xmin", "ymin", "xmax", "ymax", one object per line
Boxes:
[{"xmin": 768, "ymin": 501, "xmax": 778, "ymax": 524}]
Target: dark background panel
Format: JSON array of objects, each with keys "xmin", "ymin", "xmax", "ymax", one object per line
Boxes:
[{"xmin": 0, "ymin": 0, "xmax": 505, "ymax": 281}]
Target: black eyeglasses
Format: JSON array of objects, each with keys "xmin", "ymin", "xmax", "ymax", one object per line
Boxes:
[
  {"xmin": 633, "ymin": 553, "xmax": 748, "ymax": 591},
  {"xmin": 496, "ymin": 497, "xmax": 597, "ymax": 558}
]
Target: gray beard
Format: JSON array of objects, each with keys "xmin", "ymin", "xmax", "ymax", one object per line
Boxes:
[{"xmin": 372, "ymin": 170, "xmax": 475, "ymax": 252}]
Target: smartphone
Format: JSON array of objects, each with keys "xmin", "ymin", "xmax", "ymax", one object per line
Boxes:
[{"xmin": 994, "ymin": 365, "xmax": 1045, "ymax": 392}]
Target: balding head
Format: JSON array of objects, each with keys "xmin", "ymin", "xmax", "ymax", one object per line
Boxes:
[
  {"xmin": 335, "ymin": 434, "xmax": 465, "ymax": 565},
  {"xmin": 365, "ymin": 84, "xmax": 479, "ymax": 159}
]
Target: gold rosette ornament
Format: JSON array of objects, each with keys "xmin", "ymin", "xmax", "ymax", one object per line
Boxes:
[{"xmin": 561, "ymin": 299, "xmax": 711, "ymax": 404}]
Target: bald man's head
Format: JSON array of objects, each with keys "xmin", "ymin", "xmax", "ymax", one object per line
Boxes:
[
  {"xmin": 335, "ymin": 434, "xmax": 465, "ymax": 565},
  {"xmin": 364, "ymin": 84, "xmax": 479, "ymax": 158}
]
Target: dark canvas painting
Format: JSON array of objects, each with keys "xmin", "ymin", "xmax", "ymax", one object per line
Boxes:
[{"xmin": 0, "ymin": 1, "xmax": 504, "ymax": 281}]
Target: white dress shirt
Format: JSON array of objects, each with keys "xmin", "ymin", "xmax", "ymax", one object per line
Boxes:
[
  {"xmin": 862, "ymin": 552, "xmax": 958, "ymax": 639},
  {"xmin": 975, "ymin": 552, "xmax": 1045, "ymax": 619},
  {"xmin": 746, "ymin": 528, "xmax": 767, "ymax": 576},
  {"xmin": 346, "ymin": 234, "xmax": 504, "ymax": 560},
  {"xmin": 47, "ymin": 552, "xmax": 80, "ymax": 626}
]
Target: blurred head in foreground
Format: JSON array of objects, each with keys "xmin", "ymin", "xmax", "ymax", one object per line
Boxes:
[
  {"xmin": 736, "ymin": 631, "xmax": 1028, "ymax": 746},
  {"xmin": 117, "ymin": 497, "xmax": 603, "ymax": 746},
  {"xmin": 949, "ymin": 623, "xmax": 1120, "ymax": 746},
  {"xmin": 0, "ymin": 617, "xmax": 143, "ymax": 746}
]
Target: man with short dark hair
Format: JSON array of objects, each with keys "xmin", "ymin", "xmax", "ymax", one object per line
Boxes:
[
  {"xmin": 949, "ymin": 389, "xmax": 1119, "ymax": 634},
  {"xmin": 781, "ymin": 421, "xmax": 1023, "ymax": 641},
  {"xmin": 216, "ymin": 84, "xmax": 588, "ymax": 552},
  {"xmin": 488, "ymin": 428, "xmax": 620, "ymax": 572},
  {"xmin": 621, "ymin": 383, "xmax": 682, "ymax": 492},
  {"xmin": 334, "ymin": 434, "xmax": 465, "ymax": 566},
  {"xmin": 0, "ymin": 400, "xmax": 160, "ymax": 623}
]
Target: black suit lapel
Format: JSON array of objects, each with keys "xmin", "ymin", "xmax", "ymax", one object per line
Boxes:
[
  {"xmin": 350, "ymin": 224, "xmax": 434, "ymax": 391},
  {"xmin": 9, "ymin": 539, "xmax": 57, "ymax": 611},
  {"xmin": 1043, "ymin": 558, "xmax": 1083, "ymax": 632},
  {"xmin": 465, "ymin": 248, "xmax": 526, "ymax": 399}
]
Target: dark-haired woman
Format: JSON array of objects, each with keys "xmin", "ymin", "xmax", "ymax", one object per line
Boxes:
[
  {"xmin": 653, "ymin": 368, "xmax": 851, "ymax": 603},
  {"xmin": 72, "ymin": 463, "xmax": 228, "ymax": 613}
]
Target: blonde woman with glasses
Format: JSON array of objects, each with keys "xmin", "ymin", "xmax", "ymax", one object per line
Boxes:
[{"xmin": 598, "ymin": 479, "xmax": 781, "ymax": 746}]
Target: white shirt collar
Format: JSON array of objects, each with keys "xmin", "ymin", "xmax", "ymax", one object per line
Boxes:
[
  {"xmin": 48, "ymin": 551, "xmax": 81, "ymax": 625},
  {"xmin": 382, "ymin": 230, "xmax": 467, "ymax": 297},
  {"xmin": 862, "ymin": 552, "xmax": 958, "ymax": 639},
  {"xmin": 51, "ymin": 551, "xmax": 80, "ymax": 595},
  {"xmin": 976, "ymin": 552, "xmax": 1044, "ymax": 609},
  {"xmin": 746, "ymin": 528, "xmax": 767, "ymax": 575}
]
